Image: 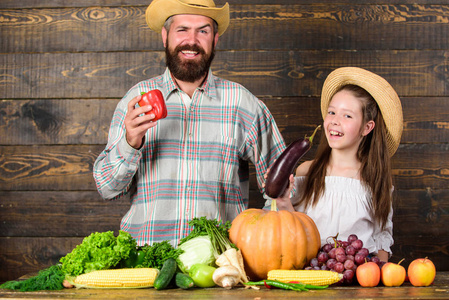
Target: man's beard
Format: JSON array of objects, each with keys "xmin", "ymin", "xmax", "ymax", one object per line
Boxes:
[{"xmin": 165, "ymin": 42, "xmax": 215, "ymax": 83}]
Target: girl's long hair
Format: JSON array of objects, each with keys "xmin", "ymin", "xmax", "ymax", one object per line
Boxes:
[{"xmin": 298, "ymin": 84, "xmax": 393, "ymax": 229}]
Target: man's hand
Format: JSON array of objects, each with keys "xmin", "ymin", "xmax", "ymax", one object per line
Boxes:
[{"xmin": 125, "ymin": 94, "xmax": 158, "ymax": 149}]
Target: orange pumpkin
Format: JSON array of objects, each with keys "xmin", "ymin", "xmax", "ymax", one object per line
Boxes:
[{"xmin": 229, "ymin": 201, "xmax": 321, "ymax": 280}]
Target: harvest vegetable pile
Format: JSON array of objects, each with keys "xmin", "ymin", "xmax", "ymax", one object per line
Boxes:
[
  {"xmin": 0, "ymin": 214, "xmax": 437, "ymax": 292},
  {"xmin": 0, "ymin": 218, "xmax": 250, "ymax": 291}
]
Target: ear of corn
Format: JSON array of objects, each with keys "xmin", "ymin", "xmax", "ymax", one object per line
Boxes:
[
  {"xmin": 72, "ymin": 268, "xmax": 159, "ymax": 289},
  {"xmin": 267, "ymin": 270, "xmax": 343, "ymax": 286}
]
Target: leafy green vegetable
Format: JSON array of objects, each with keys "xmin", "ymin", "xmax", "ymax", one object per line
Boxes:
[
  {"xmin": 177, "ymin": 236, "xmax": 215, "ymax": 273},
  {"xmin": 0, "ymin": 265, "xmax": 65, "ymax": 291},
  {"xmin": 176, "ymin": 217, "xmax": 236, "ymax": 273},
  {"xmin": 60, "ymin": 230, "xmax": 136, "ymax": 276},
  {"xmin": 178, "ymin": 217, "xmax": 232, "ymax": 245},
  {"xmin": 201, "ymin": 218, "xmax": 236, "ymax": 257},
  {"xmin": 138, "ymin": 241, "xmax": 183, "ymax": 270}
]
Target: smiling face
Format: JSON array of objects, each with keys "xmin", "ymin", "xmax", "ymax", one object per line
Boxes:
[
  {"xmin": 162, "ymin": 14, "xmax": 218, "ymax": 83},
  {"xmin": 324, "ymin": 89, "xmax": 375, "ymax": 154}
]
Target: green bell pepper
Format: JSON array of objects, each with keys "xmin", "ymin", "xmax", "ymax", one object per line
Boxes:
[
  {"xmin": 121, "ymin": 248, "xmax": 146, "ymax": 268},
  {"xmin": 189, "ymin": 264, "xmax": 216, "ymax": 288}
]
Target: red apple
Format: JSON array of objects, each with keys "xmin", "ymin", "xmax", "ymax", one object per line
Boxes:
[
  {"xmin": 407, "ymin": 257, "xmax": 436, "ymax": 287},
  {"xmin": 381, "ymin": 258, "xmax": 406, "ymax": 286},
  {"xmin": 356, "ymin": 261, "xmax": 380, "ymax": 287}
]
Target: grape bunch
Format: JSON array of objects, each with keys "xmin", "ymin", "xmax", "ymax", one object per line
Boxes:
[{"xmin": 304, "ymin": 234, "xmax": 383, "ymax": 285}]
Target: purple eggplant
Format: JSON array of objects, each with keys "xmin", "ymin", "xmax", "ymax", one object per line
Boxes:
[{"xmin": 265, "ymin": 125, "xmax": 321, "ymax": 198}]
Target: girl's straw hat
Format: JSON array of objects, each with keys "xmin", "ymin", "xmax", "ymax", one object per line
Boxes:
[
  {"xmin": 321, "ymin": 67, "xmax": 403, "ymax": 157},
  {"xmin": 146, "ymin": 0, "xmax": 230, "ymax": 36}
]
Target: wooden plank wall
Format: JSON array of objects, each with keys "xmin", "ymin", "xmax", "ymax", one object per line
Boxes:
[{"xmin": 1, "ymin": 0, "xmax": 448, "ymax": 282}]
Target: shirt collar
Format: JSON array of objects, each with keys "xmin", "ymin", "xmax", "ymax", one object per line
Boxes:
[
  {"xmin": 162, "ymin": 68, "xmax": 219, "ymax": 101},
  {"xmin": 162, "ymin": 68, "xmax": 178, "ymax": 99}
]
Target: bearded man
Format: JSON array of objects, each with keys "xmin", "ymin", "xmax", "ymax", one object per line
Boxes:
[{"xmin": 93, "ymin": 0, "xmax": 286, "ymax": 247}]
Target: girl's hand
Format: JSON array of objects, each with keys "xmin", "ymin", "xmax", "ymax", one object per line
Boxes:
[
  {"xmin": 264, "ymin": 167, "xmax": 296, "ymax": 212},
  {"xmin": 125, "ymin": 94, "xmax": 158, "ymax": 149},
  {"xmin": 377, "ymin": 250, "xmax": 389, "ymax": 263}
]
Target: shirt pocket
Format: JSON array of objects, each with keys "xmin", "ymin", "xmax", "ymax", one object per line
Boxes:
[{"xmin": 199, "ymin": 135, "xmax": 238, "ymax": 183}]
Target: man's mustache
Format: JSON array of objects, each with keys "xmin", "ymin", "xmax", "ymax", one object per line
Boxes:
[{"xmin": 174, "ymin": 44, "xmax": 206, "ymax": 55}]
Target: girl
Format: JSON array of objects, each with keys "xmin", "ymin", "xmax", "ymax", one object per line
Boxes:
[{"xmin": 266, "ymin": 67, "xmax": 403, "ymax": 262}]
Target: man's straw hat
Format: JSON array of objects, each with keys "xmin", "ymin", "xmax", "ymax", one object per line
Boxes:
[
  {"xmin": 321, "ymin": 67, "xmax": 403, "ymax": 157},
  {"xmin": 146, "ymin": 0, "xmax": 230, "ymax": 36}
]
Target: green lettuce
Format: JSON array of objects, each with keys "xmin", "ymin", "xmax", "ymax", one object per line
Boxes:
[{"xmin": 60, "ymin": 230, "xmax": 136, "ymax": 276}]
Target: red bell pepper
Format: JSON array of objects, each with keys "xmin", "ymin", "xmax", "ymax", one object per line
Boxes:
[{"xmin": 138, "ymin": 89, "xmax": 167, "ymax": 121}]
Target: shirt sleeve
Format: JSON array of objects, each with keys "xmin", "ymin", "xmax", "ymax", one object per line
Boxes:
[
  {"xmin": 372, "ymin": 203, "xmax": 394, "ymax": 257},
  {"xmin": 93, "ymin": 88, "xmax": 142, "ymax": 200},
  {"xmin": 244, "ymin": 100, "xmax": 286, "ymax": 193}
]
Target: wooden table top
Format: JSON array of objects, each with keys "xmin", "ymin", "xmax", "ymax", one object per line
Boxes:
[{"xmin": 1, "ymin": 272, "xmax": 448, "ymax": 299}]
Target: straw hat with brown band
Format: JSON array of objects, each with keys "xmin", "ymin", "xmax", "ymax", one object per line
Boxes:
[
  {"xmin": 320, "ymin": 67, "xmax": 403, "ymax": 157},
  {"xmin": 146, "ymin": 0, "xmax": 230, "ymax": 36}
]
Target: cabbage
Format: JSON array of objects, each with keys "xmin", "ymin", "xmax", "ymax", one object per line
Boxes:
[{"xmin": 177, "ymin": 235, "xmax": 215, "ymax": 273}]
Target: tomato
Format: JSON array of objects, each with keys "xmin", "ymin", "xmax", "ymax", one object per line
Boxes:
[
  {"xmin": 138, "ymin": 89, "xmax": 167, "ymax": 121},
  {"xmin": 188, "ymin": 264, "xmax": 216, "ymax": 288}
]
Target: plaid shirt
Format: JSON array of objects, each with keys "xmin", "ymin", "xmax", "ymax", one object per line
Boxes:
[{"xmin": 93, "ymin": 68, "xmax": 285, "ymax": 246}]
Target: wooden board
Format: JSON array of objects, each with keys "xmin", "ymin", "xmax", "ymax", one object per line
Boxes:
[
  {"xmin": 1, "ymin": 5, "xmax": 449, "ymax": 52},
  {"xmin": 0, "ymin": 237, "xmax": 84, "ymax": 283},
  {"xmin": 1, "ymin": 144, "xmax": 448, "ymax": 191},
  {"xmin": 2, "ymin": 51, "xmax": 449, "ymax": 99},
  {"xmin": 0, "ymin": 191, "xmax": 129, "ymax": 236},
  {"xmin": 0, "ymin": 99, "xmax": 118, "ymax": 145},
  {"xmin": 2, "ymin": 0, "xmax": 449, "ymax": 9},
  {"xmin": 1, "ymin": 189, "xmax": 448, "ymax": 237},
  {"xmin": 1, "ymin": 97, "xmax": 448, "ymax": 145}
]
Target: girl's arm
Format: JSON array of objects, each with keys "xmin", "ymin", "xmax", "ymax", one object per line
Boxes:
[
  {"xmin": 295, "ymin": 160, "xmax": 313, "ymax": 176},
  {"xmin": 373, "ymin": 203, "xmax": 394, "ymax": 261}
]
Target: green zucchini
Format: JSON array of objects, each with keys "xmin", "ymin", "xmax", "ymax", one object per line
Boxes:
[
  {"xmin": 154, "ymin": 258, "xmax": 177, "ymax": 290},
  {"xmin": 175, "ymin": 272, "xmax": 195, "ymax": 289}
]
